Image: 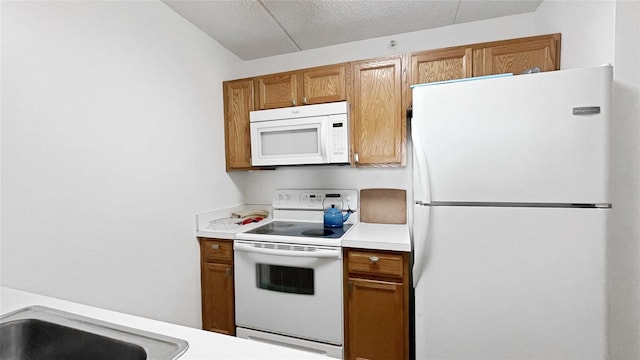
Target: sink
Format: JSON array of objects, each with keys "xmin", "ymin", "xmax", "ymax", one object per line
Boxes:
[{"xmin": 0, "ymin": 306, "xmax": 188, "ymax": 360}]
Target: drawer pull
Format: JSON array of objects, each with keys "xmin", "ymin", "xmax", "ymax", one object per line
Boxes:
[
  {"xmin": 369, "ymin": 256, "xmax": 380, "ymax": 263},
  {"xmin": 210, "ymin": 244, "xmax": 220, "ymax": 250}
]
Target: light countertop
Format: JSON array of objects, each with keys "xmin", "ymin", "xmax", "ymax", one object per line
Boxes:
[
  {"xmin": 342, "ymin": 222, "xmax": 411, "ymax": 252},
  {"xmin": 0, "ymin": 287, "xmax": 324, "ymax": 359},
  {"xmin": 196, "ymin": 207, "xmax": 411, "ymax": 252},
  {"xmin": 196, "ymin": 204, "xmax": 272, "ymax": 240}
]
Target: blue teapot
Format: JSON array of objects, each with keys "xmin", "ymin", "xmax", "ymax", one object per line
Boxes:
[{"xmin": 323, "ymin": 196, "xmax": 353, "ymax": 228}]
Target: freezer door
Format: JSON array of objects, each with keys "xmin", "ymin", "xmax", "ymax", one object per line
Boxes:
[
  {"xmin": 413, "ymin": 206, "xmax": 606, "ymax": 359},
  {"xmin": 411, "ymin": 65, "xmax": 612, "ymax": 204}
]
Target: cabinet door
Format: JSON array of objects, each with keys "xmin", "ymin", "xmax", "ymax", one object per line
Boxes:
[
  {"xmin": 224, "ymin": 79, "xmax": 255, "ymax": 170},
  {"xmin": 301, "ymin": 64, "xmax": 347, "ymax": 105},
  {"xmin": 411, "ymin": 46, "xmax": 473, "ymax": 85},
  {"xmin": 346, "ymin": 278, "xmax": 405, "ymax": 360},
  {"xmin": 201, "ymin": 262, "xmax": 235, "ymax": 335},
  {"xmin": 352, "ymin": 57, "xmax": 404, "ymax": 165},
  {"xmin": 258, "ymin": 72, "xmax": 298, "ymax": 109},
  {"xmin": 473, "ymin": 34, "xmax": 561, "ymax": 76}
]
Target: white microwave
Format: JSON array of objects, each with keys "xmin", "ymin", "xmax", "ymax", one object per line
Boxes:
[{"xmin": 249, "ymin": 101, "xmax": 349, "ymax": 166}]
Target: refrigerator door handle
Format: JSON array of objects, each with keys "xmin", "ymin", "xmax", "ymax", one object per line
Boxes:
[
  {"xmin": 411, "ymin": 117, "xmax": 432, "ymax": 204},
  {"xmin": 412, "ymin": 204, "xmax": 431, "ymax": 287}
]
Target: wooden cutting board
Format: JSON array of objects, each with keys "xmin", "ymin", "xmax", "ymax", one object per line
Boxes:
[{"xmin": 359, "ymin": 188, "xmax": 407, "ymax": 224}]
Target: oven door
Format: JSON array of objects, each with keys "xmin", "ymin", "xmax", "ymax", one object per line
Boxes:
[
  {"xmin": 234, "ymin": 240, "xmax": 343, "ymax": 345},
  {"xmin": 250, "ymin": 116, "xmax": 328, "ymax": 166}
]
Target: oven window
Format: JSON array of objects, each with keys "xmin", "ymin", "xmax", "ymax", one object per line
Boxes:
[{"xmin": 256, "ymin": 264, "xmax": 314, "ymax": 295}]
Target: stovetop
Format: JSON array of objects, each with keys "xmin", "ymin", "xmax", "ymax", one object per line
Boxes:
[
  {"xmin": 244, "ymin": 221, "xmax": 353, "ymax": 239},
  {"xmin": 234, "ymin": 189, "xmax": 359, "ymax": 246}
]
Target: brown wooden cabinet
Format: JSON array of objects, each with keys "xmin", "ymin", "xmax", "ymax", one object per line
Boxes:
[
  {"xmin": 409, "ymin": 33, "xmax": 561, "ymax": 88},
  {"xmin": 344, "ymin": 248, "xmax": 410, "ymax": 360},
  {"xmin": 351, "ymin": 56, "xmax": 405, "ymax": 166},
  {"xmin": 223, "ymin": 79, "xmax": 255, "ymax": 171},
  {"xmin": 257, "ymin": 72, "xmax": 298, "ymax": 109},
  {"xmin": 408, "ymin": 46, "xmax": 473, "ymax": 110},
  {"xmin": 406, "ymin": 33, "xmax": 560, "ymax": 114},
  {"xmin": 472, "ymin": 33, "xmax": 561, "ymax": 76},
  {"xmin": 411, "ymin": 46, "xmax": 473, "ymax": 85},
  {"xmin": 301, "ymin": 64, "xmax": 348, "ymax": 105},
  {"xmin": 199, "ymin": 238, "xmax": 235, "ymax": 336},
  {"xmin": 257, "ymin": 63, "xmax": 348, "ymax": 110}
]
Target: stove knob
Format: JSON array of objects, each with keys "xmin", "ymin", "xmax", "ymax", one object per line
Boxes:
[{"xmin": 285, "ymin": 194, "xmax": 291, "ymax": 201}]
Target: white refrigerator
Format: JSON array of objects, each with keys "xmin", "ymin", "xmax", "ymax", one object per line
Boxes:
[{"xmin": 411, "ymin": 65, "xmax": 613, "ymax": 360}]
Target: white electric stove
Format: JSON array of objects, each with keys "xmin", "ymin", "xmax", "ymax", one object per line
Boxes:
[{"xmin": 234, "ymin": 189, "xmax": 359, "ymax": 359}]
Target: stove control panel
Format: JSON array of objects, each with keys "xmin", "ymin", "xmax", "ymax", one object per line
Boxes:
[{"xmin": 273, "ymin": 189, "xmax": 358, "ymax": 210}]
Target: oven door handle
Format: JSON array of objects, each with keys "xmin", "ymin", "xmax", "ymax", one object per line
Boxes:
[{"xmin": 234, "ymin": 242, "xmax": 342, "ymax": 259}]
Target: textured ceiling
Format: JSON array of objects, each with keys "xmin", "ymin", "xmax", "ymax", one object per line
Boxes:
[{"xmin": 162, "ymin": 0, "xmax": 543, "ymax": 60}]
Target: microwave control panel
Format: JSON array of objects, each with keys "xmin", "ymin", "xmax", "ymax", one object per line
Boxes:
[{"xmin": 328, "ymin": 114, "xmax": 349, "ymax": 163}]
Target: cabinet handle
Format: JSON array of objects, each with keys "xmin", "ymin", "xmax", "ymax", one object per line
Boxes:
[
  {"xmin": 292, "ymin": 98, "xmax": 297, "ymax": 106},
  {"xmin": 210, "ymin": 244, "xmax": 220, "ymax": 250},
  {"xmin": 226, "ymin": 268, "xmax": 232, "ymax": 277},
  {"xmin": 303, "ymin": 96, "xmax": 308, "ymax": 105},
  {"xmin": 369, "ymin": 256, "xmax": 380, "ymax": 263},
  {"xmin": 354, "ymin": 153, "xmax": 359, "ymax": 163}
]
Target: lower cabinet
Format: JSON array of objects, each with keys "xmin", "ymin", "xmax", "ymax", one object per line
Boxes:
[
  {"xmin": 344, "ymin": 248, "xmax": 410, "ymax": 360},
  {"xmin": 199, "ymin": 238, "xmax": 235, "ymax": 336}
]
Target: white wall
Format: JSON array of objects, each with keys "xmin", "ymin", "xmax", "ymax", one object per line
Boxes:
[
  {"xmin": 535, "ymin": 0, "xmax": 615, "ymax": 69},
  {"xmin": 0, "ymin": 1, "xmax": 243, "ymax": 327},
  {"xmin": 610, "ymin": 1, "xmax": 640, "ymax": 358},
  {"xmin": 536, "ymin": 1, "xmax": 640, "ymax": 359},
  {"xmin": 237, "ymin": 14, "xmax": 538, "ymax": 204}
]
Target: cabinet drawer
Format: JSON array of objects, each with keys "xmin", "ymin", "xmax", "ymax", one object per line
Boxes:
[
  {"xmin": 347, "ymin": 251, "xmax": 404, "ymax": 279},
  {"xmin": 201, "ymin": 240, "xmax": 233, "ymax": 263}
]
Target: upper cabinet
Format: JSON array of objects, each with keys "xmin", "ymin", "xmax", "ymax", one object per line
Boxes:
[
  {"xmin": 301, "ymin": 64, "xmax": 348, "ymax": 105},
  {"xmin": 409, "ymin": 33, "xmax": 561, "ymax": 88},
  {"xmin": 257, "ymin": 72, "xmax": 297, "ymax": 109},
  {"xmin": 257, "ymin": 63, "xmax": 348, "ymax": 110},
  {"xmin": 411, "ymin": 46, "xmax": 473, "ymax": 85},
  {"xmin": 472, "ymin": 34, "xmax": 561, "ymax": 76},
  {"xmin": 408, "ymin": 46, "xmax": 473, "ymax": 110},
  {"xmin": 406, "ymin": 33, "xmax": 561, "ymax": 114},
  {"xmin": 351, "ymin": 56, "xmax": 405, "ymax": 166},
  {"xmin": 223, "ymin": 79, "xmax": 255, "ymax": 171},
  {"xmin": 221, "ymin": 33, "xmax": 561, "ymax": 171}
]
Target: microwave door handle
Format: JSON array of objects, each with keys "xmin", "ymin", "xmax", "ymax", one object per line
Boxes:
[
  {"xmin": 320, "ymin": 122, "xmax": 328, "ymax": 160},
  {"xmin": 234, "ymin": 242, "xmax": 342, "ymax": 259}
]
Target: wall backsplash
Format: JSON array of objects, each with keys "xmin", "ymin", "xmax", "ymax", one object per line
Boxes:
[{"xmin": 240, "ymin": 162, "xmax": 412, "ymax": 206}]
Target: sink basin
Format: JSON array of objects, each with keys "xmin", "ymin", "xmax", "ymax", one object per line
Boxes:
[{"xmin": 0, "ymin": 306, "xmax": 188, "ymax": 360}]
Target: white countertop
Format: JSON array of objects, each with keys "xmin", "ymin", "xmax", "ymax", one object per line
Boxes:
[
  {"xmin": 0, "ymin": 287, "xmax": 325, "ymax": 359},
  {"xmin": 196, "ymin": 206, "xmax": 412, "ymax": 252},
  {"xmin": 342, "ymin": 222, "xmax": 411, "ymax": 252},
  {"xmin": 196, "ymin": 204, "xmax": 272, "ymax": 239}
]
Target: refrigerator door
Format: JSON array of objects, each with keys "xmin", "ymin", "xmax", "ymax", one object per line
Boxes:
[
  {"xmin": 411, "ymin": 65, "xmax": 612, "ymax": 204},
  {"xmin": 414, "ymin": 206, "xmax": 606, "ymax": 359}
]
